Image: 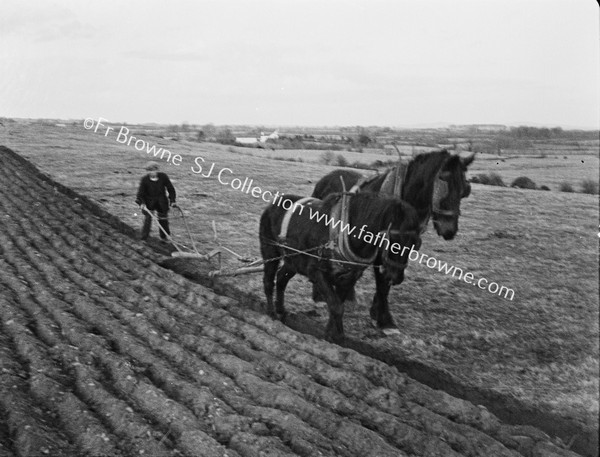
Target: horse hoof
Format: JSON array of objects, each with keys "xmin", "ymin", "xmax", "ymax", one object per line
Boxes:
[{"xmin": 382, "ymin": 327, "xmax": 401, "ymax": 336}]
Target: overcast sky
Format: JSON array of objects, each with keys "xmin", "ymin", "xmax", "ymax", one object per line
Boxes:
[{"xmin": 1, "ymin": 0, "xmax": 598, "ymax": 128}]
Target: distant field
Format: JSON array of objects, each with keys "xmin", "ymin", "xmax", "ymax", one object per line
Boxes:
[
  {"xmin": 467, "ymin": 153, "xmax": 599, "ymax": 191},
  {"xmin": 1, "ymin": 121, "xmax": 598, "ymax": 452},
  {"xmin": 191, "ymin": 144, "xmax": 600, "ymax": 195}
]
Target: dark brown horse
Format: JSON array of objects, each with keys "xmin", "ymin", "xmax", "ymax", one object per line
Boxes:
[
  {"xmin": 313, "ymin": 149, "xmax": 474, "ymax": 239},
  {"xmin": 311, "ymin": 149, "xmax": 474, "ymax": 333},
  {"xmin": 259, "ymin": 192, "xmax": 421, "ymax": 342}
]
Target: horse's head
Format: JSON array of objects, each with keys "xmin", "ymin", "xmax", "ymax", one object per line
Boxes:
[
  {"xmin": 431, "ymin": 153, "xmax": 474, "ymax": 240},
  {"xmin": 380, "ymin": 201, "xmax": 422, "ymax": 285}
]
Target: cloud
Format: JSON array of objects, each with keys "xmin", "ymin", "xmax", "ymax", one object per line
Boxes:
[{"xmin": 0, "ymin": 3, "xmax": 96, "ymax": 42}]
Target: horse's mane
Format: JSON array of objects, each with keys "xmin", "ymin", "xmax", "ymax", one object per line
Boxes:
[
  {"xmin": 401, "ymin": 149, "xmax": 450, "ymax": 212},
  {"xmin": 320, "ymin": 191, "xmax": 416, "ymax": 232},
  {"xmin": 437, "ymin": 154, "xmax": 465, "ymax": 206}
]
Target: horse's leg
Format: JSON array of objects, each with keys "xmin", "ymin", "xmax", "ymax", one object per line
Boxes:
[
  {"xmin": 311, "ymin": 283, "xmax": 324, "ymax": 302},
  {"xmin": 370, "ymin": 265, "xmax": 399, "ymax": 334},
  {"xmin": 345, "ymin": 285, "xmax": 357, "ymax": 303},
  {"xmin": 314, "ymin": 271, "xmax": 345, "ymax": 342},
  {"xmin": 259, "ymin": 208, "xmax": 283, "ymax": 318},
  {"xmin": 336, "ymin": 280, "xmax": 356, "ymax": 304},
  {"xmin": 313, "ymin": 281, "xmax": 358, "ymax": 303},
  {"xmin": 262, "ymin": 258, "xmax": 278, "ymax": 318},
  {"xmin": 274, "ymin": 264, "xmax": 295, "ymax": 322}
]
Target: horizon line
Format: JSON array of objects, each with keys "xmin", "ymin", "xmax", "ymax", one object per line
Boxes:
[{"xmin": 1, "ymin": 116, "xmax": 598, "ymax": 132}]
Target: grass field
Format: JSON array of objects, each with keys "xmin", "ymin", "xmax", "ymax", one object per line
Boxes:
[{"xmin": 2, "ymin": 120, "xmax": 598, "ymax": 453}]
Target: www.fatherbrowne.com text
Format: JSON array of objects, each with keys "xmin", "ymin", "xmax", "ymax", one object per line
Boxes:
[{"xmin": 84, "ymin": 116, "xmax": 515, "ymax": 301}]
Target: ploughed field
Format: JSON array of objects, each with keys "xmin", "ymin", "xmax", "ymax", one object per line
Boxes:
[{"xmin": 0, "ymin": 147, "xmax": 587, "ymax": 456}]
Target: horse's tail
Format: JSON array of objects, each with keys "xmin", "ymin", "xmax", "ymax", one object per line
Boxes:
[{"xmin": 259, "ymin": 204, "xmax": 279, "ymax": 261}]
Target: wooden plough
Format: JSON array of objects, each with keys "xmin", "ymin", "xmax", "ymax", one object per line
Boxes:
[
  {"xmin": 142, "ymin": 205, "xmax": 264, "ymax": 277},
  {"xmin": 149, "ymin": 173, "xmax": 355, "ymax": 279}
]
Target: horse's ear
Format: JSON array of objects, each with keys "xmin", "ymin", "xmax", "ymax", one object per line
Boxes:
[{"xmin": 461, "ymin": 153, "xmax": 475, "ymax": 168}]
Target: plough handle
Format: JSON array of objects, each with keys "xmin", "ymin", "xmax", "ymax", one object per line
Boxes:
[{"xmin": 175, "ymin": 205, "xmax": 199, "ymax": 254}]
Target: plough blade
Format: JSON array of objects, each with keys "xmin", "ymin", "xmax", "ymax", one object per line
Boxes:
[
  {"xmin": 208, "ymin": 265, "xmax": 264, "ymax": 277},
  {"xmin": 171, "ymin": 252, "xmax": 210, "ymax": 259},
  {"xmin": 170, "ymin": 248, "xmax": 221, "ymax": 260}
]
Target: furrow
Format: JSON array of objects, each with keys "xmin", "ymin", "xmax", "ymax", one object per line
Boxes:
[
  {"xmin": 0, "ymin": 234, "xmax": 247, "ymax": 456},
  {"xmin": 92, "ymin": 294, "xmax": 336, "ymax": 457},
  {"xmin": 57, "ymin": 343, "xmax": 178, "ymax": 456},
  {"xmin": 0, "ymin": 324, "xmax": 76, "ymax": 457},
  {"xmin": 180, "ymin": 302, "xmax": 523, "ymax": 457},
  {"xmin": 1, "ymin": 189, "xmax": 335, "ymax": 456},
  {"xmin": 137, "ymin": 292, "xmax": 453, "ymax": 456},
  {"xmin": 0, "ymin": 304, "xmax": 121, "ymax": 456},
  {"xmin": 221, "ymin": 305, "xmax": 568, "ymax": 456},
  {"xmin": 0, "ymin": 237, "xmax": 181, "ymax": 455}
]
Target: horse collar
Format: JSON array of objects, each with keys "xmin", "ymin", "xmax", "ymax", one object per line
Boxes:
[{"xmin": 329, "ymin": 194, "xmax": 378, "ymax": 266}]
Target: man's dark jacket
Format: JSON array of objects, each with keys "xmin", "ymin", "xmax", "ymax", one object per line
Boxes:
[{"xmin": 135, "ymin": 172, "xmax": 176, "ymax": 213}]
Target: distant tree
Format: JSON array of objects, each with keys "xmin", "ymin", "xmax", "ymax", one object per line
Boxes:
[
  {"xmin": 201, "ymin": 124, "xmax": 216, "ymax": 140},
  {"xmin": 581, "ymin": 179, "xmax": 599, "ymax": 195},
  {"xmin": 511, "ymin": 176, "xmax": 537, "ymax": 189},
  {"xmin": 216, "ymin": 128, "xmax": 236, "ymax": 145},
  {"xmin": 358, "ymin": 134, "xmax": 371, "ymax": 147},
  {"xmin": 470, "ymin": 173, "xmax": 506, "ymax": 187},
  {"xmin": 320, "ymin": 151, "xmax": 335, "ymax": 165},
  {"xmin": 336, "ymin": 154, "xmax": 348, "ymax": 167},
  {"xmin": 559, "ymin": 182, "xmax": 574, "ymax": 193}
]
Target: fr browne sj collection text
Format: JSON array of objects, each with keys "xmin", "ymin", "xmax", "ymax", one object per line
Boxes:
[{"xmin": 84, "ymin": 117, "xmax": 279, "ymax": 202}]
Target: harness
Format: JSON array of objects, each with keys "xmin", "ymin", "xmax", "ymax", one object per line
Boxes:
[
  {"xmin": 349, "ymin": 172, "xmax": 383, "ymax": 193},
  {"xmin": 328, "ymin": 192, "xmax": 378, "ymax": 266},
  {"xmin": 276, "ymin": 193, "xmax": 392, "ymax": 270},
  {"xmin": 379, "ymin": 162, "xmax": 407, "ymax": 197},
  {"xmin": 278, "ymin": 197, "xmax": 317, "ymax": 241}
]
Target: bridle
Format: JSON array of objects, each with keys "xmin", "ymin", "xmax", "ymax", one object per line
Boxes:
[{"xmin": 431, "ymin": 173, "xmax": 469, "ymax": 219}]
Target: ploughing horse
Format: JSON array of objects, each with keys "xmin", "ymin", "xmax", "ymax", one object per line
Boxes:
[
  {"xmin": 311, "ymin": 149, "xmax": 474, "ymax": 333},
  {"xmin": 259, "ymin": 191, "xmax": 421, "ymax": 342}
]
